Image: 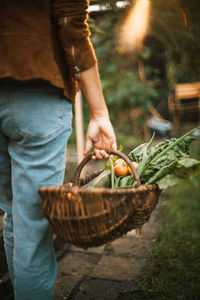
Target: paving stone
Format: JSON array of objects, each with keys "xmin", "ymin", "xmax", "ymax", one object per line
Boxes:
[
  {"xmin": 141, "ymin": 217, "xmax": 159, "ymax": 238},
  {"xmin": 129, "ymin": 239, "xmax": 152, "ymax": 259},
  {"xmin": 58, "ymin": 251, "xmax": 100, "ymax": 277},
  {"xmin": 91, "ymin": 255, "xmax": 142, "ymax": 281},
  {"xmin": 53, "ymin": 273, "xmax": 81, "ymax": 300},
  {"xmin": 70, "ymin": 244, "xmax": 105, "ymax": 255},
  {"xmin": 126, "ymin": 229, "xmax": 136, "ymax": 236},
  {"xmin": 104, "ymin": 235, "xmax": 139, "ymax": 257},
  {"xmin": 71, "ymin": 278, "xmax": 137, "ymax": 300},
  {"xmin": 104, "ymin": 229, "xmax": 156, "ymax": 260},
  {"xmin": 54, "ymin": 238, "xmax": 71, "ymax": 261}
]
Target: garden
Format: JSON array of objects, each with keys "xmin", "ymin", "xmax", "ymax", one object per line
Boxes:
[
  {"xmin": 1, "ymin": 1, "xmax": 200, "ymax": 300},
  {"xmin": 66, "ymin": 0, "xmax": 200, "ymax": 298}
]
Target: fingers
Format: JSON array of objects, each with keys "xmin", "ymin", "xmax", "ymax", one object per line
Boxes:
[
  {"xmin": 110, "ymin": 139, "xmax": 117, "ymax": 151},
  {"xmin": 85, "ymin": 140, "xmax": 110, "ymax": 160},
  {"xmin": 86, "ymin": 137, "xmax": 117, "ymax": 160},
  {"xmin": 85, "ymin": 140, "xmax": 117, "ymax": 160},
  {"xmin": 93, "ymin": 149, "xmax": 109, "ymax": 160},
  {"xmin": 84, "ymin": 138, "xmax": 93, "ymax": 155}
]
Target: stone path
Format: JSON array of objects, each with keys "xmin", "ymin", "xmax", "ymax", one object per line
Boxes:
[
  {"xmin": 53, "ymin": 198, "xmax": 163, "ymax": 300},
  {"xmin": 0, "ymin": 198, "xmax": 162, "ymax": 300}
]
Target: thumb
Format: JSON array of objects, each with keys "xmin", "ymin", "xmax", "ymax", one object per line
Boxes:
[{"xmin": 84, "ymin": 138, "xmax": 93, "ymax": 155}]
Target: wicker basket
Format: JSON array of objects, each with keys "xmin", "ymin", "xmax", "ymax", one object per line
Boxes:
[{"xmin": 39, "ymin": 150, "xmax": 161, "ymax": 249}]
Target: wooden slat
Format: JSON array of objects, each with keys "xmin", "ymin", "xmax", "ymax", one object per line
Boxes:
[
  {"xmin": 175, "ymin": 82, "xmax": 200, "ymax": 100},
  {"xmin": 168, "ymin": 81, "xmax": 200, "ymax": 133}
]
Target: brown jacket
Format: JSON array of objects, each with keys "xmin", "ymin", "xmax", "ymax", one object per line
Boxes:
[{"xmin": 0, "ymin": 0, "xmax": 97, "ymax": 101}]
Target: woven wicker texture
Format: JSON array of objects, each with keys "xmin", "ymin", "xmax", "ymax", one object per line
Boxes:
[{"xmin": 39, "ymin": 150, "xmax": 161, "ymax": 249}]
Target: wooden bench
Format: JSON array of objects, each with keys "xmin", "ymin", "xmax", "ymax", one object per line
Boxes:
[{"xmin": 168, "ymin": 82, "xmax": 200, "ymax": 132}]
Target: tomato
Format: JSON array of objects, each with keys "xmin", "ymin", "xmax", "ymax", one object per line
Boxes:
[
  {"xmin": 128, "ymin": 161, "xmax": 139, "ymax": 174},
  {"xmin": 114, "ymin": 159, "xmax": 129, "ymax": 177}
]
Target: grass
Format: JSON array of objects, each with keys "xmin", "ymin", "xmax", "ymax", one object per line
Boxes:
[{"xmin": 119, "ymin": 143, "xmax": 200, "ymax": 300}]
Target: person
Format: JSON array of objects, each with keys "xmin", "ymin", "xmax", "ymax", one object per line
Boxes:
[{"xmin": 0, "ymin": 0, "xmax": 117, "ymax": 299}]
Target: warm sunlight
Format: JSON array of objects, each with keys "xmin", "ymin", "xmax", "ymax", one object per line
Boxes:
[{"xmin": 118, "ymin": 0, "xmax": 151, "ymax": 53}]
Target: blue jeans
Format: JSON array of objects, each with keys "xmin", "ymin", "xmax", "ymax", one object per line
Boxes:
[{"xmin": 0, "ymin": 79, "xmax": 72, "ymax": 299}]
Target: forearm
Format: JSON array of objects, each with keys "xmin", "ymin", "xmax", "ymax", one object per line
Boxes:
[
  {"xmin": 79, "ymin": 64, "xmax": 109, "ymax": 119},
  {"xmin": 80, "ymin": 64, "xmax": 117, "ymax": 157}
]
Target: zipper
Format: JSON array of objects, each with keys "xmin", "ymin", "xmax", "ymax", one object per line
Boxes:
[{"xmin": 64, "ymin": 17, "xmax": 80, "ymax": 81}]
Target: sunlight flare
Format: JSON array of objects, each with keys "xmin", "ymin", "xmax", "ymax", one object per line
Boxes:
[{"xmin": 118, "ymin": 0, "xmax": 151, "ymax": 53}]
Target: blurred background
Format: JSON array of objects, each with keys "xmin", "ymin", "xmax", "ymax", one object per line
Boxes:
[{"xmin": 66, "ymin": 0, "xmax": 200, "ymax": 180}]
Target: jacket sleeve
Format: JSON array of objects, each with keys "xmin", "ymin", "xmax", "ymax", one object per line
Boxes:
[{"xmin": 51, "ymin": 0, "xmax": 97, "ymax": 79}]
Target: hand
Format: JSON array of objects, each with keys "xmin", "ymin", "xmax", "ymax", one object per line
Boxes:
[{"xmin": 84, "ymin": 116, "xmax": 117, "ymax": 159}]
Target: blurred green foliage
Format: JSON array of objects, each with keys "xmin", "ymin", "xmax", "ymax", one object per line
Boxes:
[
  {"xmin": 69, "ymin": 0, "xmax": 200, "ymax": 149},
  {"xmin": 89, "ymin": 0, "xmax": 200, "ymax": 106},
  {"xmin": 90, "ymin": 12, "xmax": 161, "ymax": 116}
]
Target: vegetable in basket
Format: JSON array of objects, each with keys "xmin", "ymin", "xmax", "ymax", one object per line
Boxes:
[
  {"xmin": 85, "ymin": 128, "xmax": 200, "ymax": 190},
  {"xmin": 128, "ymin": 127, "xmax": 200, "ymax": 189},
  {"xmin": 114, "ymin": 159, "xmax": 129, "ymax": 176},
  {"xmin": 84, "ymin": 170, "xmax": 111, "ymax": 188}
]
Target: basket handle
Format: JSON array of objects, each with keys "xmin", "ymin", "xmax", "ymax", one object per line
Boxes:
[{"xmin": 73, "ymin": 150, "xmax": 141, "ymax": 187}]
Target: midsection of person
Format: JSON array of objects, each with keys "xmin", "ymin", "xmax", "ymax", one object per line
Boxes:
[
  {"xmin": 0, "ymin": 0, "xmax": 97, "ymax": 102},
  {"xmin": 0, "ymin": 0, "xmax": 64, "ymax": 91}
]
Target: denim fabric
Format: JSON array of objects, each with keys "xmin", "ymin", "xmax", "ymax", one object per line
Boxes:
[{"xmin": 0, "ymin": 80, "xmax": 72, "ymax": 300}]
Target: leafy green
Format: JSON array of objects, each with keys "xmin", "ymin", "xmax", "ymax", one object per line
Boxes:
[
  {"xmin": 128, "ymin": 127, "xmax": 200, "ymax": 189},
  {"xmin": 133, "ymin": 132, "xmax": 155, "ymax": 177},
  {"xmin": 104, "ymin": 145, "xmax": 123, "ymax": 170},
  {"xmin": 110, "ymin": 158, "xmax": 115, "ymax": 188},
  {"xmin": 85, "ymin": 128, "xmax": 200, "ymax": 190},
  {"xmin": 119, "ymin": 174, "xmax": 135, "ymax": 188},
  {"xmin": 155, "ymin": 156, "xmax": 200, "ymax": 190}
]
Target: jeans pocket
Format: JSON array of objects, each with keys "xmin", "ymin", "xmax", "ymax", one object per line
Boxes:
[{"xmin": 9, "ymin": 90, "xmax": 72, "ymax": 140}]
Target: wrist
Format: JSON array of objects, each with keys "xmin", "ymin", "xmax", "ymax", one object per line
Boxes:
[{"xmin": 90, "ymin": 108, "xmax": 109, "ymax": 120}]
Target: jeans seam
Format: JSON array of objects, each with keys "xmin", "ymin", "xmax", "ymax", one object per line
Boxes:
[
  {"xmin": 44, "ymin": 234, "xmax": 52, "ymax": 291},
  {"xmin": 55, "ymin": 145, "xmax": 67, "ymax": 185}
]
